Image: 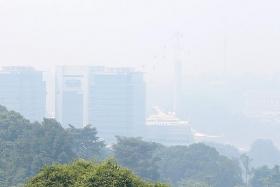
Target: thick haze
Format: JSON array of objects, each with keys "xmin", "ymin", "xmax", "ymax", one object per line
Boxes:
[
  {"xmin": 0, "ymin": 0, "xmax": 280, "ymax": 76},
  {"xmin": 2, "ymin": 0, "xmax": 280, "ymax": 149}
]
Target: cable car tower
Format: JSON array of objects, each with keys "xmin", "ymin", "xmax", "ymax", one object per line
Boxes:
[{"xmin": 173, "ymin": 32, "xmax": 184, "ymax": 117}]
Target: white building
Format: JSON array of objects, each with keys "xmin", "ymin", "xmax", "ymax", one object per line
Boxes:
[{"xmin": 145, "ymin": 107, "xmax": 193, "ymax": 145}]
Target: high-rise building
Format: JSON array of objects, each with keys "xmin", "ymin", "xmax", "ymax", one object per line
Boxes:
[
  {"xmin": 55, "ymin": 66, "xmax": 89, "ymax": 128},
  {"xmin": 88, "ymin": 67, "xmax": 145, "ymax": 143},
  {"xmin": 0, "ymin": 67, "xmax": 46, "ymax": 121},
  {"xmin": 55, "ymin": 66, "xmax": 145, "ymax": 142}
]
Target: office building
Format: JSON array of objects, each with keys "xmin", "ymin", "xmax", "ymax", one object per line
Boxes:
[
  {"xmin": 0, "ymin": 67, "xmax": 46, "ymax": 121},
  {"xmin": 55, "ymin": 66, "xmax": 88, "ymax": 128},
  {"xmin": 88, "ymin": 67, "xmax": 145, "ymax": 143},
  {"xmin": 55, "ymin": 66, "xmax": 145, "ymax": 142}
]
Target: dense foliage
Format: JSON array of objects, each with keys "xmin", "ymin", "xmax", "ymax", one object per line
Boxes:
[
  {"xmin": 113, "ymin": 137, "xmax": 243, "ymax": 187},
  {"xmin": 25, "ymin": 160, "xmax": 168, "ymax": 187},
  {"xmin": 2, "ymin": 105, "xmax": 280, "ymax": 187},
  {"xmin": 0, "ymin": 106, "xmax": 104, "ymax": 187},
  {"xmin": 113, "ymin": 136, "xmax": 163, "ymax": 181},
  {"xmin": 160, "ymin": 144, "xmax": 243, "ymax": 187},
  {"xmin": 67, "ymin": 124, "xmax": 105, "ymax": 160},
  {"xmin": 251, "ymin": 166, "xmax": 280, "ymax": 187}
]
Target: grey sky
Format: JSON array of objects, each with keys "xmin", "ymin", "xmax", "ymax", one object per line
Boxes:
[{"xmin": 0, "ymin": 0, "xmax": 280, "ymax": 76}]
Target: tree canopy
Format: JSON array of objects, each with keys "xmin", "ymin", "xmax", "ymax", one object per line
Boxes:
[
  {"xmin": 251, "ymin": 166, "xmax": 280, "ymax": 187},
  {"xmin": 25, "ymin": 160, "xmax": 168, "ymax": 187},
  {"xmin": 113, "ymin": 137, "xmax": 243, "ymax": 187},
  {"xmin": 0, "ymin": 105, "xmax": 104, "ymax": 187},
  {"xmin": 113, "ymin": 136, "xmax": 163, "ymax": 181},
  {"xmin": 3, "ymin": 105, "xmax": 280, "ymax": 187}
]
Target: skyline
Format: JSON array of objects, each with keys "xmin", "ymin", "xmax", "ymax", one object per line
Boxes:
[{"xmin": 1, "ymin": 1, "xmax": 280, "ymax": 186}]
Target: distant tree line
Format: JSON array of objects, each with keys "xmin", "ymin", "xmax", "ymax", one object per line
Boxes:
[
  {"xmin": 0, "ymin": 105, "xmax": 280, "ymax": 187},
  {"xmin": 113, "ymin": 137, "xmax": 242, "ymax": 187},
  {"xmin": 113, "ymin": 137, "xmax": 280, "ymax": 187}
]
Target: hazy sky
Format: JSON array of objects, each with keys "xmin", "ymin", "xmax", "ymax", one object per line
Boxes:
[{"xmin": 0, "ymin": 0, "xmax": 280, "ymax": 76}]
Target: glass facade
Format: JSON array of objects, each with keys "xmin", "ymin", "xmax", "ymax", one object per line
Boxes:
[{"xmin": 0, "ymin": 67, "xmax": 46, "ymax": 122}]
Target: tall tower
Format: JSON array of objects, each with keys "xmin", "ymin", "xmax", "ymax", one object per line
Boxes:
[{"xmin": 173, "ymin": 33, "xmax": 184, "ymax": 117}]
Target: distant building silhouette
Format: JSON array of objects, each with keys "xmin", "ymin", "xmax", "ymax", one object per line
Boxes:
[
  {"xmin": 88, "ymin": 67, "xmax": 146, "ymax": 143},
  {"xmin": 55, "ymin": 66, "xmax": 89, "ymax": 128},
  {"xmin": 55, "ymin": 66, "xmax": 146, "ymax": 143},
  {"xmin": 0, "ymin": 66, "xmax": 46, "ymax": 121}
]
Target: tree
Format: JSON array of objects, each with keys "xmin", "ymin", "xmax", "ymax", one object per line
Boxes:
[
  {"xmin": 25, "ymin": 160, "xmax": 168, "ymax": 187},
  {"xmin": 158, "ymin": 144, "xmax": 243, "ymax": 187},
  {"xmin": 67, "ymin": 124, "xmax": 105, "ymax": 160},
  {"xmin": 251, "ymin": 165, "xmax": 280, "ymax": 187},
  {"xmin": 240, "ymin": 154, "xmax": 252, "ymax": 186},
  {"xmin": 113, "ymin": 137, "xmax": 163, "ymax": 181},
  {"xmin": 0, "ymin": 109, "xmax": 76, "ymax": 187},
  {"xmin": 113, "ymin": 137, "xmax": 243, "ymax": 187},
  {"xmin": 0, "ymin": 106, "xmax": 103, "ymax": 187}
]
